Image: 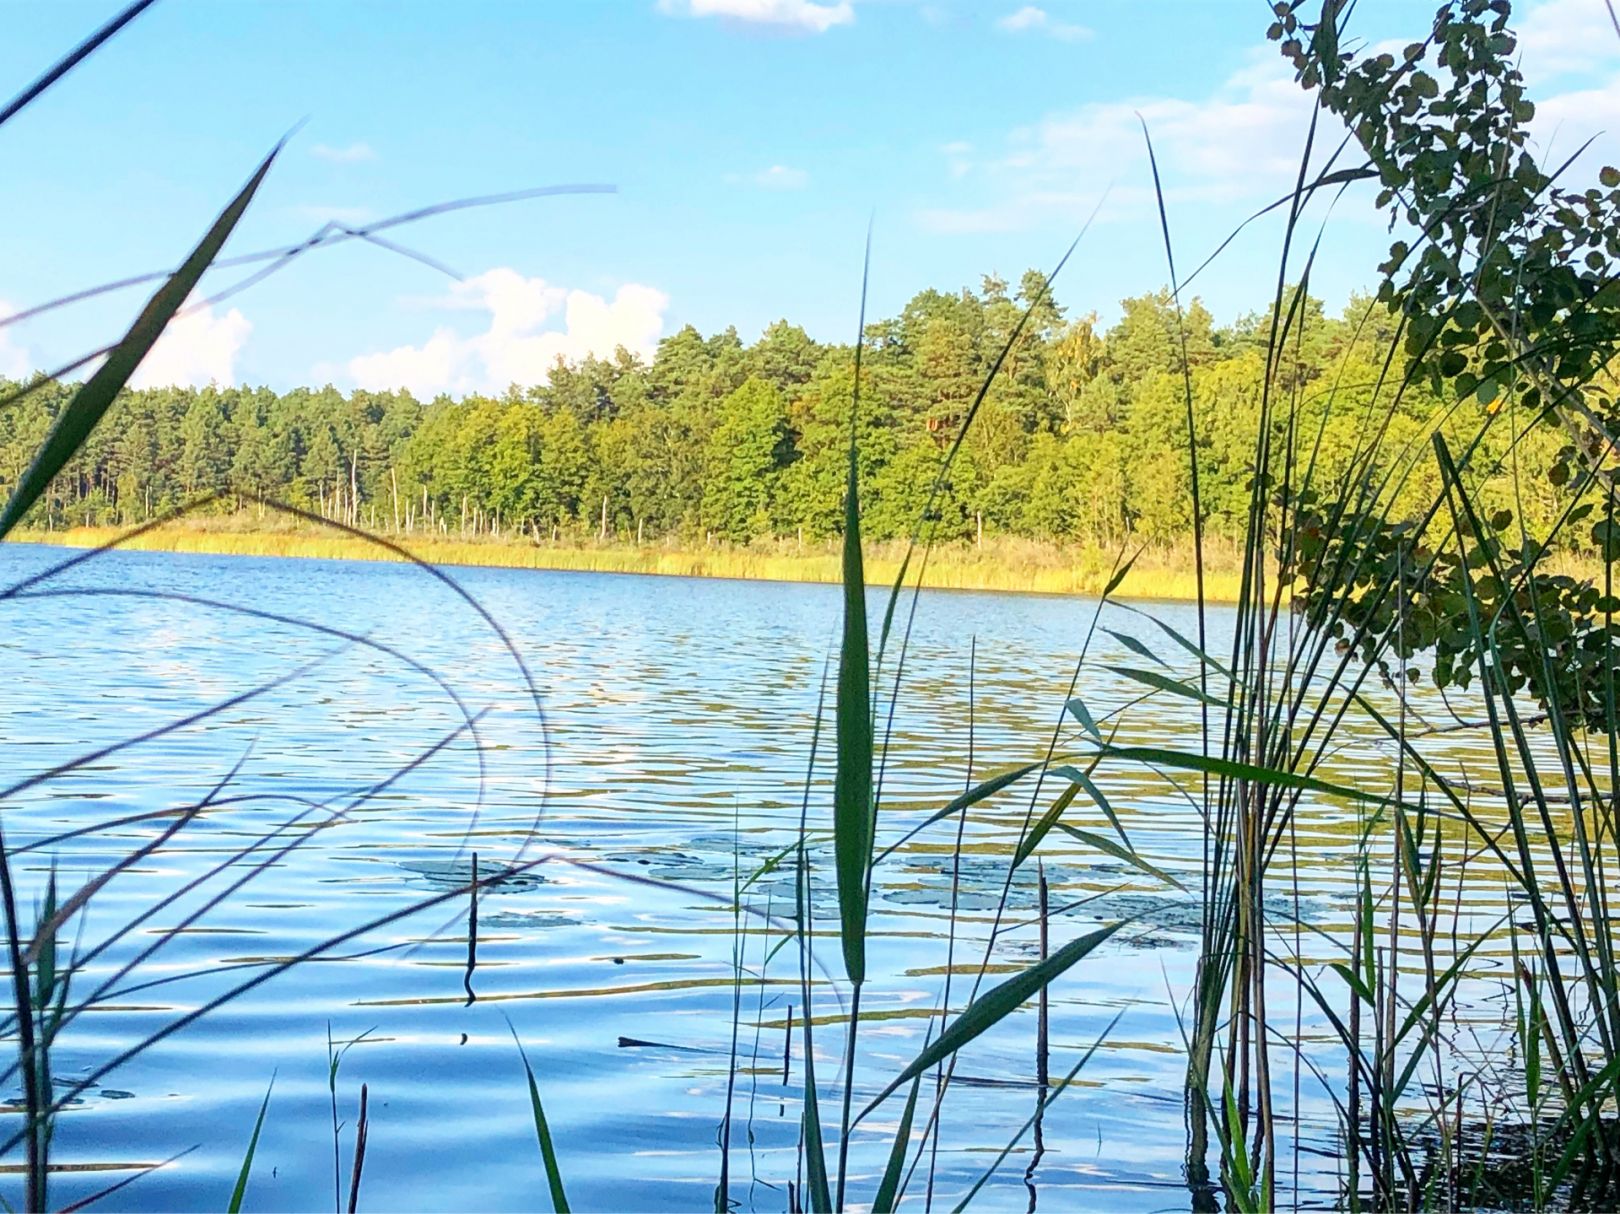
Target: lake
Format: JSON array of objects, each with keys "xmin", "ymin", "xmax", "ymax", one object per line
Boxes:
[{"xmin": 0, "ymin": 544, "xmax": 1521, "ymax": 1211}]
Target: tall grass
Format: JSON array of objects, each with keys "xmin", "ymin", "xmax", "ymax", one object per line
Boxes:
[
  {"xmin": 16, "ymin": 518, "xmax": 1266, "ymax": 601},
  {"xmin": 7, "ymin": 1, "xmax": 1620, "ymax": 1211}
]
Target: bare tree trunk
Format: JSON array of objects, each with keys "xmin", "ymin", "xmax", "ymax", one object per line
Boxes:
[
  {"xmin": 390, "ymin": 467, "xmax": 400, "ymax": 532},
  {"xmin": 599, "ymin": 495, "xmax": 608, "ymax": 541}
]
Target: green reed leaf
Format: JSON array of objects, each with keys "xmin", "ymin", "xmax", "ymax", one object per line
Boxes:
[
  {"xmin": 227, "ymin": 1074, "xmax": 274, "ymax": 1214},
  {"xmin": 858, "ymin": 920, "xmax": 1123, "ymax": 1119},
  {"xmin": 1056, "ymin": 825, "xmax": 1184, "ymax": 891},
  {"xmin": 802, "ymin": 1080, "xmax": 832, "ymax": 1214},
  {"xmin": 1013, "ymin": 781, "xmax": 1080, "ymax": 870},
  {"xmin": 1064, "ymin": 695, "xmax": 1100, "ymax": 739},
  {"xmin": 871, "ymin": 1075, "xmax": 919, "ymax": 1214},
  {"xmin": 1101, "ymin": 551, "xmax": 1139, "ymax": 599},
  {"xmin": 833, "ymin": 440, "xmax": 873, "ymax": 987},
  {"xmin": 512, "ymin": 1032, "xmax": 570, "ymax": 1213},
  {"xmin": 0, "ymin": 142, "xmax": 279, "ymax": 540},
  {"xmin": 1091, "ymin": 744, "xmax": 1422, "ymax": 813},
  {"xmin": 1103, "ymin": 630, "xmax": 1166, "ymax": 667},
  {"xmin": 875, "ymin": 760, "xmax": 1049, "ymax": 864},
  {"xmin": 1104, "ymin": 666, "xmax": 1224, "ymax": 708}
]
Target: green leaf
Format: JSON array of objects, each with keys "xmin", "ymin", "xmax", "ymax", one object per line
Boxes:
[
  {"xmin": 0, "ymin": 142, "xmax": 280, "ymax": 540},
  {"xmin": 1104, "ymin": 665, "xmax": 1225, "ymax": 708},
  {"xmin": 870, "ymin": 1076, "xmax": 919, "ymax": 1214},
  {"xmin": 1101, "ymin": 550, "xmax": 1139, "ymax": 599},
  {"xmin": 875, "ymin": 760, "xmax": 1048, "ymax": 863},
  {"xmin": 1056, "ymin": 824, "xmax": 1185, "ymax": 891},
  {"xmin": 1330, "ymin": 961, "xmax": 1374, "ymax": 1005},
  {"xmin": 857, "ymin": 921, "xmax": 1123, "ymax": 1119},
  {"xmin": 1092, "ymin": 743, "xmax": 1421, "ymax": 813},
  {"xmin": 227, "ymin": 1075, "xmax": 275, "ymax": 1214},
  {"xmin": 833, "ymin": 438, "xmax": 873, "ymax": 987},
  {"xmin": 1012, "ymin": 781, "xmax": 1080, "ymax": 870},
  {"xmin": 1049, "ymin": 764, "xmax": 1126, "ymax": 841},
  {"xmin": 513, "ymin": 1032, "xmax": 570, "ymax": 1213},
  {"xmin": 802, "ymin": 1097, "xmax": 832, "ymax": 1214},
  {"xmin": 1103, "ymin": 630, "xmax": 1166, "ymax": 667},
  {"xmin": 1064, "ymin": 696, "xmax": 1100, "ymax": 739}
]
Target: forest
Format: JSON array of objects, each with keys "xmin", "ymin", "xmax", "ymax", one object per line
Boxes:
[{"xmin": 0, "ymin": 272, "xmax": 1576, "ymax": 554}]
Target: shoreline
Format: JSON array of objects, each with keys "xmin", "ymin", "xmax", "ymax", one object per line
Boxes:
[{"xmin": 5, "ymin": 524, "xmax": 1246, "ymax": 602}]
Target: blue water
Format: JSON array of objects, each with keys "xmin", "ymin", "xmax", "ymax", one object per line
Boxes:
[{"xmin": 0, "ymin": 544, "xmax": 1512, "ymax": 1210}]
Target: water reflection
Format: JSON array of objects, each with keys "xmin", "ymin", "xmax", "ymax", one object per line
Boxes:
[{"xmin": 0, "ymin": 544, "xmax": 1542, "ymax": 1210}]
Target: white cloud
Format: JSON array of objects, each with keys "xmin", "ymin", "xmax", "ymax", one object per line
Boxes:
[
  {"xmin": 347, "ymin": 268, "xmax": 668, "ymax": 398},
  {"xmin": 996, "ymin": 5, "xmax": 1092, "ymax": 41},
  {"xmin": 311, "ymin": 141, "xmax": 377, "ymax": 164},
  {"xmin": 0, "ymin": 301, "xmax": 31, "ymax": 381},
  {"xmin": 130, "ymin": 298, "xmax": 251, "ymax": 389},
  {"xmin": 1519, "ymin": 0, "xmax": 1618, "ymax": 80},
  {"xmin": 919, "ymin": 48, "xmax": 1328, "ymax": 233},
  {"xmin": 1534, "ymin": 76, "xmax": 1620, "ymax": 173},
  {"xmin": 728, "ymin": 164, "xmax": 810, "ymax": 189},
  {"xmin": 658, "ymin": 0, "xmax": 853, "ymax": 33}
]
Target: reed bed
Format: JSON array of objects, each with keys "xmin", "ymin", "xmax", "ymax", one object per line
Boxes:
[{"xmin": 12, "ymin": 522, "xmax": 1252, "ymax": 602}]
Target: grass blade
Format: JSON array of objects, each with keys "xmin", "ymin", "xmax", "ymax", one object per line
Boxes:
[
  {"xmin": 858, "ymin": 921, "xmax": 1123, "ymax": 1120},
  {"xmin": 833, "ymin": 432, "xmax": 873, "ymax": 987},
  {"xmin": 1092, "ymin": 744, "xmax": 1420, "ymax": 812},
  {"xmin": 1103, "ymin": 666, "xmax": 1224, "ymax": 708},
  {"xmin": 0, "ymin": 140, "xmax": 279, "ymax": 539},
  {"xmin": 511, "ymin": 1029, "xmax": 570, "ymax": 1213},
  {"xmin": 1064, "ymin": 696, "xmax": 1101, "ymax": 739},
  {"xmin": 0, "ymin": 0, "xmax": 157, "ymax": 129},
  {"xmin": 1056, "ymin": 825, "xmax": 1184, "ymax": 891},
  {"xmin": 1012, "ymin": 782, "xmax": 1080, "ymax": 870},
  {"xmin": 876, "ymin": 760, "xmax": 1048, "ymax": 863},
  {"xmin": 871, "ymin": 1075, "xmax": 920, "ymax": 1214},
  {"xmin": 227, "ymin": 1074, "xmax": 275, "ymax": 1214},
  {"xmin": 1102, "ymin": 630, "xmax": 1167, "ymax": 667}
]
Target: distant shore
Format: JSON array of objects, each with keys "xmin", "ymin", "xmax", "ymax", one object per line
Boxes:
[{"xmin": 6, "ymin": 519, "xmax": 1259, "ymax": 601}]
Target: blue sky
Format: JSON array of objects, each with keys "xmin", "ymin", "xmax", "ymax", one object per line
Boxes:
[{"xmin": 1, "ymin": 0, "xmax": 1615, "ymax": 396}]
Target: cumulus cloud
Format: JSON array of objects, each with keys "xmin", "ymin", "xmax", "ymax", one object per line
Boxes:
[
  {"xmin": 129, "ymin": 298, "xmax": 251, "ymax": 389},
  {"xmin": 311, "ymin": 141, "xmax": 377, "ymax": 164},
  {"xmin": 1534, "ymin": 77, "xmax": 1620, "ymax": 172},
  {"xmin": 658, "ymin": 0, "xmax": 854, "ymax": 34},
  {"xmin": 919, "ymin": 48, "xmax": 1325, "ymax": 233},
  {"xmin": 347, "ymin": 268, "xmax": 669, "ymax": 398},
  {"xmin": 1519, "ymin": 0, "xmax": 1617, "ymax": 80},
  {"xmin": 728, "ymin": 164, "xmax": 810, "ymax": 189},
  {"xmin": 996, "ymin": 6, "xmax": 1092, "ymax": 41}
]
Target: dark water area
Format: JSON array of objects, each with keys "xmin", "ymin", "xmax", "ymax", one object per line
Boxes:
[{"xmin": 0, "ymin": 544, "xmax": 1521, "ymax": 1210}]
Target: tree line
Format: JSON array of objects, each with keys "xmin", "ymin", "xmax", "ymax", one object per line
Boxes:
[{"xmin": 0, "ymin": 270, "xmax": 1574, "ymax": 550}]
